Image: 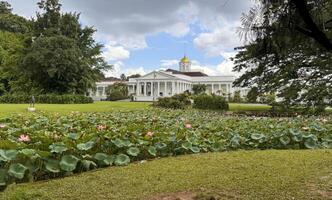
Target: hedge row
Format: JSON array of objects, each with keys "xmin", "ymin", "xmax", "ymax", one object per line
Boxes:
[
  {"xmin": 193, "ymin": 94, "xmax": 229, "ymax": 110},
  {"xmin": 0, "ymin": 94, "xmax": 93, "ymax": 104},
  {"xmin": 153, "ymin": 93, "xmax": 191, "ymax": 109}
]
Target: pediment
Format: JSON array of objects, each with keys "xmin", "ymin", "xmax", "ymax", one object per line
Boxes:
[{"xmin": 137, "ymin": 71, "xmax": 177, "ymax": 80}]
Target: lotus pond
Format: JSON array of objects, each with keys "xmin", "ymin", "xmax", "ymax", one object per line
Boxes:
[{"xmin": 0, "ymin": 109, "xmax": 331, "ymax": 189}]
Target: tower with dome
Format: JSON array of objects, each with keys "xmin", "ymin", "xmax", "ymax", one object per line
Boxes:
[{"xmin": 179, "ymin": 55, "xmax": 191, "ymax": 72}]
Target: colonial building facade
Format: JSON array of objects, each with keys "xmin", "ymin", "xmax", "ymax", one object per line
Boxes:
[{"xmin": 89, "ymin": 56, "xmax": 248, "ymax": 101}]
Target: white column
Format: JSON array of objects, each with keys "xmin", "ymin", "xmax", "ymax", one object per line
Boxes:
[
  {"xmin": 172, "ymin": 81, "xmax": 175, "ymax": 95},
  {"xmin": 219, "ymin": 84, "xmax": 221, "ymax": 95},
  {"xmin": 102, "ymin": 86, "xmax": 106, "ymax": 96},
  {"xmin": 212, "ymin": 84, "xmax": 214, "ymax": 94},
  {"xmin": 151, "ymin": 82, "xmax": 154, "ymax": 97},
  {"xmin": 144, "ymin": 82, "xmax": 147, "ymax": 96},
  {"xmin": 136, "ymin": 82, "xmax": 139, "ymax": 96},
  {"xmin": 164, "ymin": 82, "xmax": 167, "ymax": 97},
  {"xmin": 157, "ymin": 82, "xmax": 160, "ymax": 97}
]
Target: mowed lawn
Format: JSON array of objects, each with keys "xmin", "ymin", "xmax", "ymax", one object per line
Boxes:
[
  {"xmin": 1, "ymin": 150, "xmax": 331, "ymax": 200},
  {"xmin": 0, "ymin": 101, "xmax": 271, "ymax": 116}
]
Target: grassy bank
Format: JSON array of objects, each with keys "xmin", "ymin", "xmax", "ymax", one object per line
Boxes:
[
  {"xmin": 1, "ymin": 150, "xmax": 331, "ymax": 200},
  {"xmin": 0, "ymin": 101, "xmax": 271, "ymax": 116}
]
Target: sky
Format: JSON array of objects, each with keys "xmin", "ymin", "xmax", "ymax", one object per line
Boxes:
[{"xmin": 7, "ymin": 0, "xmax": 254, "ymax": 78}]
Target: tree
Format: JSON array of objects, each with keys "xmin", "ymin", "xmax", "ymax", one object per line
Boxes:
[
  {"xmin": 0, "ymin": 31, "xmax": 25, "ymax": 95},
  {"xmin": 18, "ymin": 0, "xmax": 110, "ymax": 94},
  {"xmin": 234, "ymin": 0, "xmax": 332, "ymax": 110},
  {"xmin": 192, "ymin": 84, "xmax": 206, "ymax": 95},
  {"xmin": 0, "ymin": 1, "xmax": 31, "ymax": 33},
  {"xmin": 232, "ymin": 91, "xmax": 242, "ymax": 103},
  {"xmin": 106, "ymin": 82, "xmax": 128, "ymax": 101},
  {"xmin": 246, "ymin": 87, "xmax": 259, "ymax": 103},
  {"xmin": 126, "ymin": 74, "xmax": 141, "ymax": 81},
  {"xmin": 120, "ymin": 74, "xmax": 126, "ymax": 81}
]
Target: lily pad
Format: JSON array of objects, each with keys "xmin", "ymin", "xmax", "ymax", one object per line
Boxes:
[
  {"xmin": 190, "ymin": 146, "xmax": 200, "ymax": 153},
  {"xmin": 60, "ymin": 155, "xmax": 80, "ymax": 172},
  {"xmin": 49, "ymin": 143, "xmax": 68, "ymax": 154},
  {"xmin": 81, "ymin": 160, "xmax": 97, "ymax": 170},
  {"xmin": 279, "ymin": 135, "xmax": 291, "ymax": 145},
  {"xmin": 0, "ymin": 150, "xmax": 18, "ymax": 162},
  {"xmin": 77, "ymin": 141, "xmax": 95, "ymax": 151},
  {"xmin": 304, "ymin": 138, "xmax": 317, "ymax": 149},
  {"xmin": 251, "ymin": 133, "xmax": 265, "ymax": 140},
  {"xmin": 45, "ymin": 159, "xmax": 60, "ymax": 173},
  {"xmin": 93, "ymin": 153, "xmax": 114, "ymax": 166},
  {"xmin": 127, "ymin": 147, "xmax": 140, "ymax": 157},
  {"xmin": 114, "ymin": 154, "xmax": 130, "ymax": 166},
  {"xmin": 181, "ymin": 142, "xmax": 192, "ymax": 150},
  {"xmin": 8, "ymin": 163, "xmax": 28, "ymax": 179},
  {"xmin": 148, "ymin": 146, "xmax": 157, "ymax": 156}
]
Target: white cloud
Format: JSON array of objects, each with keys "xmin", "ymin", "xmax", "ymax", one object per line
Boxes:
[
  {"xmin": 104, "ymin": 61, "xmax": 146, "ymax": 78},
  {"xmin": 160, "ymin": 59, "xmax": 179, "ymax": 68},
  {"xmin": 102, "ymin": 45, "xmax": 130, "ymax": 61},
  {"xmin": 193, "ymin": 25, "xmax": 241, "ymax": 56}
]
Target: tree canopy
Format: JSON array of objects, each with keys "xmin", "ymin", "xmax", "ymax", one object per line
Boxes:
[
  {"xmin": 234, "ymin": 0, "xmax": 332, "ymax": 109},
  {"xmin": 0, "ymin": 0, "xmax": 111, "ymax": 95}
]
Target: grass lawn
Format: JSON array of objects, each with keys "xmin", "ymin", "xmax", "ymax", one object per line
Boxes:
[
  {"xmin": 0, "ymin": 101, "xmax": 271, "ymax": 116},
  {"xmin": 0, "ymin": 101, "xmax": 151, "ymax": 116},
  {"xmin": 1, "ymin": 150, "xmax": 331, "ymax": 200}
]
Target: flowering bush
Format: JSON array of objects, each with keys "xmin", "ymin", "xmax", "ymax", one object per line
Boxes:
[{"xmin": 0, "ymin": 110, "xmax": 331, "ymax": 189}]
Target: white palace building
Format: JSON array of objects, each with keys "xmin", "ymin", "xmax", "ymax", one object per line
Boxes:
[{"xmin": 89, "ymin": 56, "xmax": 249, "ymax": 101}]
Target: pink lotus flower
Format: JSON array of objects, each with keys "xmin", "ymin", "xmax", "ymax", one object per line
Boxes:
[
  {"xmin": 97, "ymin": 124, "xmax": 107, "ymax": 131},
  {"xmin": 18, "ymin": 134, "xmax": 31, "ymax": 142},
  {"xmin": 146, "ymin": 131, "xmax": 154, "ymax": 137},
  {"xmin": 184, "ymin": 123, "xmax": 192, "ymax": 129},
  {"xmin": 0, "ymin": 124, "xmax": 6, "ymax": 129}
]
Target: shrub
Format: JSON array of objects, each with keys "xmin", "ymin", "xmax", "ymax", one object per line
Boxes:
[
  {"xmin": 192, "ymin": 84, "xmax": 206, "ymax": 95},
  {"xmin": 232, "ymin": 91, "xmax": 243, "ymax": 103},
  {"xmin": 106, "ymin": 90, "xmax": 128, "ymax": 101},
  {"xmin": 0, "ymin": 94, "xmax": 93, "ymax": 104},
  {"xmin": 193, "ymin": 94, "xmax": 229, "ymax": 110},
  {"xmin": 154, "ymin": 93, "xmax": 191, "ymax": 109}
]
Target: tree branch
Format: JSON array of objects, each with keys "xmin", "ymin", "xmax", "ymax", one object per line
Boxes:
[{"xmin": 291, "ymin": 0, "xmax": 332, "ymax": 50}]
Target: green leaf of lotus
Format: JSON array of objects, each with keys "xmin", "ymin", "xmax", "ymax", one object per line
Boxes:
[
  {"xmin": 148, "ymin": 146, "xmax": 157, "ymax": 156},
  {"xmin": 211, "ymin": 142, "xmax": 223, "ymax": 152},
  {"xmin": 81, "ymin": 160, "xmax": 97, "ymax": 170},
  {"xmin": 289, "ymin": 129, "xmax": 300, "ymax": 136},
  {"xmin": 279, "ymin": 135, "xmax": 291, "ymax": 145},
  {"xmin": 93, "ymin": 153, "xmax": 114, "ymax": 166},
  {"xmin": 8, "ymin": 163, "xmax": 28, "ymax": 179},
  {"xmin": 181, "ymin": 142, "xmax": 192, "ymax": 150},
  {"xmin": 60, "ymin": 155, "xmax": 80, "ymax": 172},
  {"xmin": 67, "ymin": 133, "xmax": 79, "ymax": 140},
  {"xmin": 112, "ymin": 138, "xmax": 125, "ymax": 148},
  {"xmin": 251, "ymin": 133, "xmax": 265, "ymax": 140},
  {"xmin": 190, "ymin": 146, "xmax": 200, "ymax": 153},
  {"xmin": 155, "ymin": 142, "xmax": 167, "ymax": 150},
  {"xmin": 304, "ymin": 138, "xmax": 317, "ymax": 149},
  {"xmin": 45, "ymin": 159, "xmax": 60, "ymax": 173},
  {"xmin": 0, "ymin": 169, "xmax": 7, "ymax": 186},
  {"xmin": 77, "ymin": 141, "xmax": 95, "ymax": 151},
  {"xmin": 0, "ymin": 149, "xmax": 18, "ymax": 162},
  {"xmin": 114, "ymin": 154, "xmax": 130, "ymax": 166},
  {"xmin": 49, "ymin": 143, "xmax": 68, "ymax": 154},
  {"xmin": 127, "ymin": 147, "xmax": 140, "ymax": 157},
  {"xmin": 292, "ymin": 134, "xmax": 303, "ymax": 142}
]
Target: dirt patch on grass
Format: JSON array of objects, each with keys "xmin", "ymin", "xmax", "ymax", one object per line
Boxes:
[
  {"xmin": 307, "ymin": 173, "xmax": 332, "ymax": 200},
  {"xmin": 148, "ymin": 189, "xmax": 240, "ymax": 200}
]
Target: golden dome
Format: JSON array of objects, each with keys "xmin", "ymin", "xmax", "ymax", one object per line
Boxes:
[{"xmin": 180, "ymin": 56, "xmax": 190, "ymax": 63}]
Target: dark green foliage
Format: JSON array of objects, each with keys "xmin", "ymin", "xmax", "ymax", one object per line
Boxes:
[
  {"xmin": 0, "ymin": 1, "xmax": 31, "ymax": 34},
  {"xmin": 193, "ymin": 95, "xmax": 229, "ymax": 111},
  {"xmin": 106, "ymin": 82, "xmax": 128, "ymax": 101},
  {"xmin": 154, "ymin": 93, "xmax": 191, "ymax": 109},
  {"xmin": 126, "ymin": 74, "xmax": 141, "ymax": 81},
  {"xmin": 259, "ymin": 93, "xmax": 276, "ymax": 105},
  {"xmin": 192, "ymin": 84, "xmax": 206, "ymax": 95},
  {"xmin": 0, "ymin": 94, "xmax": 93, "ymax": 104},
  {"xmin": 247, "ymin": 87, "xmax": 259, "ymax": 103},
  {"xmin": 234, "ymin": 0, "xmax": 332, "ymax": 110},
  {"xmin": 0, "ymin": 0, "xmax": 110, "ymax": 95},
  {"xmin": 231, "ymin": 91, "xmax": 242, "ymax": 103}
]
